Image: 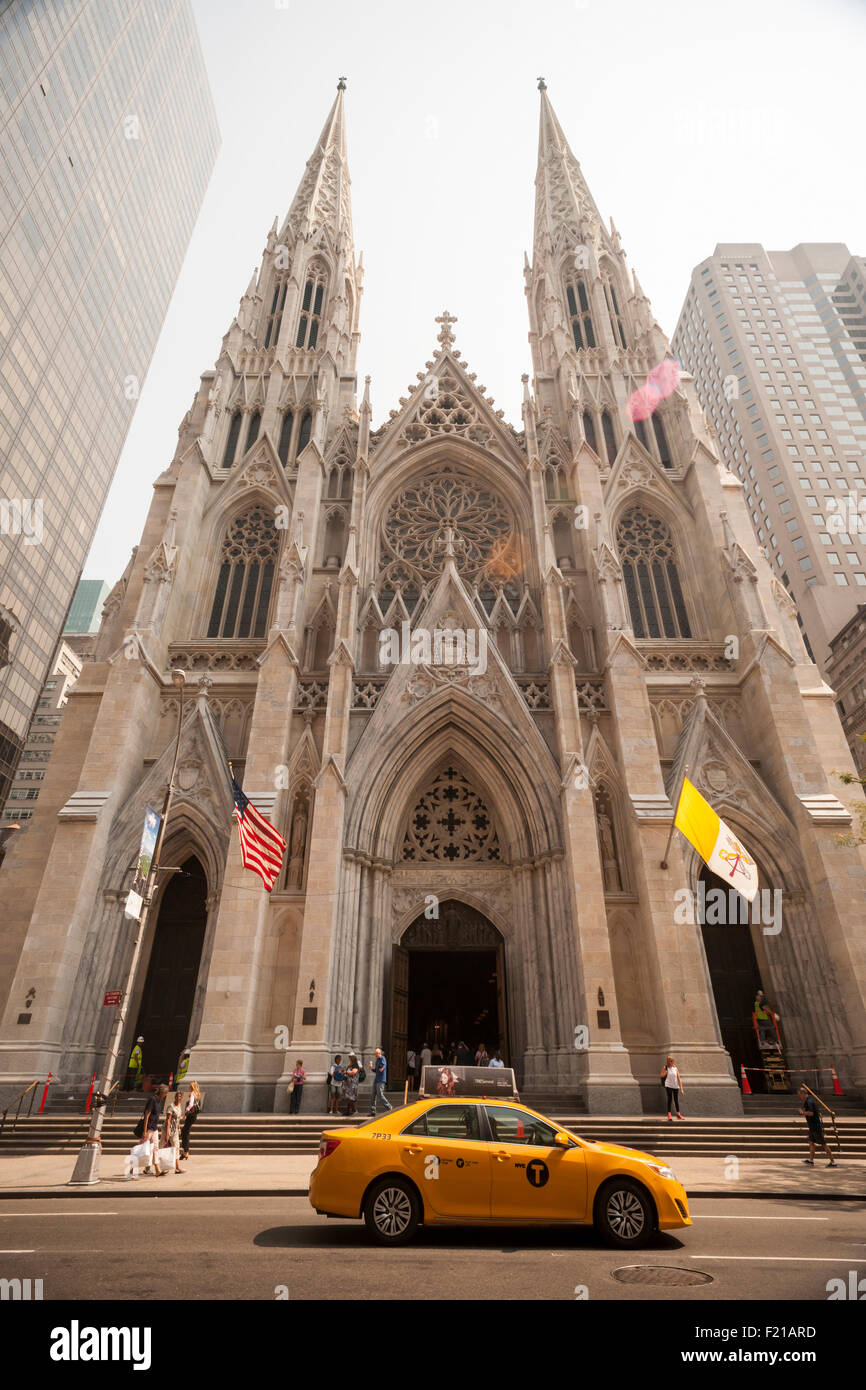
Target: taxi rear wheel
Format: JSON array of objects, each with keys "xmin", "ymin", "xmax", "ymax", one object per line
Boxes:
[
  {"xmin": 364, "ymin": 1177, "xmax": 421, "ymax": 1245},
  {"xmin": 595, "ymin": 1178, "xmax": 654, "ymax": 1248}
]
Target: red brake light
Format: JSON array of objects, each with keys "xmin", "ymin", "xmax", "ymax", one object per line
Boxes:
[{"xmin": 319, "ymin": 1137, "xmax": 341, "ymax": 1160}]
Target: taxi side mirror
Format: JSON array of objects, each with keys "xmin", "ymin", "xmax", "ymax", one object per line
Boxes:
[{"xmin": 554, "ymin": 1132, "xmax": 570, "ymax": 1148}]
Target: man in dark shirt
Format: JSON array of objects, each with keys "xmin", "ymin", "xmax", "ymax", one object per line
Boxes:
[{"xmin": 798, "ymin": 1086, "xmax": 838, "ymax": 1167}]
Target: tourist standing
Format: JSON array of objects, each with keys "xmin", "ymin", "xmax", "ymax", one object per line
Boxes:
[
  {"xmin": 328, "ymin": 1055, "xmax": 344, "ymax": 1114},
  {"xmin": 341, "ymin": 1055, "xmax": 360, "ymax": 1116},
  {"xmin": 180, "ymin": 1080, "xmax": 202, "ymax": 1159},
  {"xmin": 289, "ymin": 1059, "xmax": 306, "ymax": 1114},
  {"xmin": 661, "ymin": 1054, "xmax": 685, "ymax": 1120},
  {"xmin": 406, "ymin": 1047, "xmax": 416, "ymax": 1092},
  {"xmin": 475, "ymin": 1042, "xmax": 489, "ymax": 1067}
]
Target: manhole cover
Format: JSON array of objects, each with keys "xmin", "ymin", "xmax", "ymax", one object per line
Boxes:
[{"xmin": 612, "ymin": 1265, "xmax": 713, "ymax": 1287}]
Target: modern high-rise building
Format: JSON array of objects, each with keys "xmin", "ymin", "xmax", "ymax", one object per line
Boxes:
[
  {"xmin": 1, "ymin": 85, "xmax": 865, "ymax": 1114},
  {"xmin": 64, "ymin": 579, "xmax": 110, "ymax": 636},
  {"xmin": 672, "ymin": 245, "xmax": 866, "ymax": 669},
  {"xmin": 0, "ymin": 0, "xmax": 220, "ymax": 806}
]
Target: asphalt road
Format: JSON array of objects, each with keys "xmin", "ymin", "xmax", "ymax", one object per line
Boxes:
[{"xmin": 1, "ymin": 1195, "xmax": 864, "ymax": 1301}]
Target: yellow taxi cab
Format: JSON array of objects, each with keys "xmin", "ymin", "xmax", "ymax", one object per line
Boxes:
[{"xmin": 309, "ymin": 1095, "xmax": 691, "ymax": 1247}]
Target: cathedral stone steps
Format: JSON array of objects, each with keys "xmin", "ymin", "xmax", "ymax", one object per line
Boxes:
[{"xmin": 3, "ymin": 1113, "xmax": 865, "ymax": 1157}]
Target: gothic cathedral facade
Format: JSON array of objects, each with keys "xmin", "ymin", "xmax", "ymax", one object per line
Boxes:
[{"xmin": 1, "ymin": 84, "xmax": 865, "ymax": 1114}]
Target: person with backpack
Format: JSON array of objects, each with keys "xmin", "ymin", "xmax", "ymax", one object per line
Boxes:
[
  {"xmin": 661, "ymin": 1054, "xmax": 685, "ymax": 1120},
  {"xmin": 341, "ymin": 1054, "xmax": 362, "ymax": 1116},
  {"xmin": 328, "ymin": 1055, "xmax": 344, "ymax": 1114}
]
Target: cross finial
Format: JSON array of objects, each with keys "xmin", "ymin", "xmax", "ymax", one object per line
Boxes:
[
  {"xmin": 537, "ymin": 76, "xmax": 547, "ymax": 91},
  {"xmin": 337, "ymin": 76, "xmax": 347, "ymax": 91},
  {"xmin": 435, "ymin": 309, "xmax": 458, "ymax": 348}
]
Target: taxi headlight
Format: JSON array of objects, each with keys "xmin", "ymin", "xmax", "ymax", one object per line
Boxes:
[{"xmin": 637, "ymin": 1159, "xmax": 677, "ymax": 1182}]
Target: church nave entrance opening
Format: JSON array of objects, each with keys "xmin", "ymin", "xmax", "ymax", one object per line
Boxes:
[{"xmin": 389, "ymin": 900, "xmax": 508, "ymax": 1083}]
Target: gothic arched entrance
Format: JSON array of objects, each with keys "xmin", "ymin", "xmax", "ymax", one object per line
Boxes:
[
  {"xmin": 389, "ymin": 901, "xmax": 508, "ymax": 1083},
  {"xmin": 698, "ymin": 862, "xmax": 765, "ymax": 1089},
  {"xmin": 133, "ymin": 856, "xmax": 208, "ymax": 1080}
]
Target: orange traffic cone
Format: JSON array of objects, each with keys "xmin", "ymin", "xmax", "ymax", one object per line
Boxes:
[
  {"xmin": 831, "ymin": 1066, "xmax": 844, "ymax": 1097},
  {"xmin": 740, "ymin": 1064, "xmax": 752, "ymax": 1095}
]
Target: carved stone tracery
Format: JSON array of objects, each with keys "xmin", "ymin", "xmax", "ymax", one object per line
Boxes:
[{"xmin": 402, "ymin": 766, "xmax": 501, "ymax": 863}]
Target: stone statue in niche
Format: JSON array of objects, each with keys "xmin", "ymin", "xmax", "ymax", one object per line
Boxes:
[
  {"xmin": 595, "ymin": 789, "xmax": 622, "ymax": 893},
  {"xmin": 287, "ymin": 793, "xmax": 309, "ymax": 889}
]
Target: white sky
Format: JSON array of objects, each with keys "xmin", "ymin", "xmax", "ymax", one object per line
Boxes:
[{"xmin": 84, "ymin": 0, "xmax": 866, "ymax": 583}]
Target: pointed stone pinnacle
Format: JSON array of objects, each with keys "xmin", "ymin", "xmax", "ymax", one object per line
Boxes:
[{"xmin": 537, "ymin": 76, "xmax": 547, "ymax": 91}]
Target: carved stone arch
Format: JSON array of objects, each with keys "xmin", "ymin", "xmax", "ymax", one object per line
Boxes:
[
  {"xmin": 344, "ymin": 690, "xmax": 563, "ymax": 868},
  {"xmin": 304, "ymin": 583, "xmax": 337, "ymax": 669},
  {"xmin": 320, "ymin": 502, "xmax": 348, "ymax": 569},
  {"xmin": 391, "ymin": 890, "xmax": 512, "ymax": 949}
]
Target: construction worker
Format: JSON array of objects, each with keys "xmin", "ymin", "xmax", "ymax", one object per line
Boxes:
[
  {"xmin": 753, "ymin": 990, "xmax": 778, "ymax": 1047},
  {"xmin": 126, "ymin": 1036, "xmax": 144, "ymax": 1091},
  {"xmin": 176, "ymin": 1048, "xmax": 190, "ymax": 1083}
]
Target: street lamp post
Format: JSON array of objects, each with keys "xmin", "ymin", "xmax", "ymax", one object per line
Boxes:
[{"xmin": 69, "ymin": 668, "xmax": 187, "ymax": 1186}]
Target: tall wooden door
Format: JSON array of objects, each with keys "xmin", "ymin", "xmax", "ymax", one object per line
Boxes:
[{"xmin": 390, "ymin": 944, "xmax": 409, "ymax": 1084}]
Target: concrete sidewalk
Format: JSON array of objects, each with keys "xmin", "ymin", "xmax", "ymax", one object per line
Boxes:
[{"xmin": 0, "ymin": 1152, "xmax": 863, "ymax": 1200}]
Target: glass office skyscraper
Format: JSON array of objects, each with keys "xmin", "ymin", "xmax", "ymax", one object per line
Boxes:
[{"xmin": 0, "ymin": 0, "xmax": 219, "ymax": 802}]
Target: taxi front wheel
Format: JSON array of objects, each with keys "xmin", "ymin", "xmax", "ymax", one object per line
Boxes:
[
  {"xmin": 364, "ymin": 1176, "xmax": 421, "ymax": 1245},
  {"xmin": 595, "ymin": 1178, "xmax": 654, "ymax": 1248}
]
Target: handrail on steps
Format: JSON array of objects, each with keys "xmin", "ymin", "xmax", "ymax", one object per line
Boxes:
[{"xmin": 0, "ymin": 1080, "xmax": 40, "ymax": 1139}]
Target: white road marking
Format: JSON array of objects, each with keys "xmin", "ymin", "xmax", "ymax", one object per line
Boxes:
[
  {"xmin": 0, "ymin": 1250, "xmax": 35, "ymax": 1254},
  {"xmin": 691, "ymin": 1255, "xmax": 866, "ymax": 1263},
  {"xmin": 0, "ymin": 1211, "xmax": 118, "ymax": 1217},
  {"xmin": 693, "ymin": 1214, "xmax": 828, "ymax": 1221}
]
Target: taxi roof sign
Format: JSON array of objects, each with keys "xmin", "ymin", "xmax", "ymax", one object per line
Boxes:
[{"xmin": 419, "ymin": 1064, "xmax": 519, "ymax": 1100}]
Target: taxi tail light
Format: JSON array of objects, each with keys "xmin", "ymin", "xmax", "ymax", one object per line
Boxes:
[{"xmin": 319, "ymin": 1137, "xmax": 341, "ymax": 1160}]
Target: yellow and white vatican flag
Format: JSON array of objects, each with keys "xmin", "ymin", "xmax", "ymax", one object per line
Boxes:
[{"xmin": 673, "ymin": 777, "xmax": 759, "ymax": 902}]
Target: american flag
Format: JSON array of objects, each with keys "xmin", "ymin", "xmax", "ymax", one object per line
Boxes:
[{"xmin": 231, "ymin": 777, "xmax": 287, "ymax": 892}]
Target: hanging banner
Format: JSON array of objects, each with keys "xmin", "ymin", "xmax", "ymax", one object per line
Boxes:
[{"xmin": 124, "ymin": 806, "xmax": 162, "ymax": 919}]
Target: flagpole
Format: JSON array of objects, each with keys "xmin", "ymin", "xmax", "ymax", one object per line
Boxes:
[{"xmin": 660, "ymin": 764, "xmax": 689, "ymax": 870}]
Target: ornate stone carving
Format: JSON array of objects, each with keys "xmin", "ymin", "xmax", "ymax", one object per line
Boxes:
[
  {"xmin": 402, "ymin": 901, "xmax": 502, "ymax": 949},
  {"xmin": 380, "ymin": 466, "xmax": 518, "ymax": 593},
  {"xmin": 402, "ymin": 766, "xmax": 501, "ymax": 863},
  {"xmin": 404, "ymin": 665, "xmax": 499, "ymax": 704}
]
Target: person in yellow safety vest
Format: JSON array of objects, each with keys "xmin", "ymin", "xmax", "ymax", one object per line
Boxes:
[
  {"xmin": 177, "ymin": 1049, "xmax": 190, "ymax": 1083},
  {"xmin": 126, "ymin": 1036, "xmax": 144, "ymax": 1090},
  {"xmin": 754, "ymin": 991, "xmax": 778, "ymax": 1047}
]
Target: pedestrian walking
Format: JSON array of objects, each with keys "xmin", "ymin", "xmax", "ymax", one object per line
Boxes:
[
  {"xmin": 798, "ymin": 1085, "xmax": 838, "ymax": 1167},
  {"xmin": 142, "ymin": 1083, "xmax": 169, "ymax": 1175},
  {"xmin": 163, "ymin": 1090, "xmax": 184, "ymax": 1173},
  {"xmin": 126, "ymin": 1035, "xmax": 144, "ymax": 1091},
  {"xmin": 370, "ymin": 1047, "xmax": 392, "ymax": 1116},
  {"xmin": 406, "ymin": 1047, "xmax": 416, "ymax": 1092},
  {"xmin": 289, "ymin": 1059, "xmax": 306, "ymax": 1114},
  {"xmin": 341, "ymin": 1054, "xmax": 360, "ymax": 1116},
  {"xmin": 420, "ymin": 1041, "xmax": 432, "ymax": 1072},
  {"xmin": 328, "ymin": 1055, "xmax": 344, "ymax": 1114},
  {"xmin": 180, "ymin": 1080, "xmax": 202, "ymax": 1159},
  {"xmin": 661, "ymin": 1054, "xmax": 684, "ymax": 1120}
]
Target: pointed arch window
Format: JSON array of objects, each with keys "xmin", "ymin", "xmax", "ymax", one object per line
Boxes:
[
  {"xmin": 583, "ymin": 410, "xmax": 598, "ymax": 454},
  {"xmin": 566, "ymin": 279, "xmax": 596, "ymax": 350},
  {"xmin": 245, "ymin": 410, "xmax": 261, "ymax": 451},
  {"xmin": 634, "ymin": 417, "xmax": 651, "ymax": 452},
  {"xmin": 222, "ymin": 411, "xmax": 243, "ymax": 469},
  {"xmin": 616, "ymin": 506, "xmax": 691, "ymax": 639},
  {"xmin": 278, "ymin": 410, "xmax": 294, "ymax": 466},
  {"xmin": 652, "ymin": 412, "xmax": 672, "ymax": 468},
  {"xmin": 296, "ymin": 273, "xmax": 326, "ymax": 349},
  {"xmin": 601, "ymin": 409, "xmax": 617, "ymax": 465},
  {"xmin": 297, "ymin": 411, "xmax": 312, "ymax": 455},
  {"xmin": 603, "ymin": 279, "xmax": 627, "ymax": 348},
  {"xmin": 207, "ymin": 505, "xmax": 279, "ymax": 640},
  {"xmin": 264, "ymin": 279, "xmax": 288, "ymax": 348}
]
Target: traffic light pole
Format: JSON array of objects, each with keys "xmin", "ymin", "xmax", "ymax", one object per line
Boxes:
[{"xmin": 68, "ymin": 670, "xmax": 186, "ymax": 1185}]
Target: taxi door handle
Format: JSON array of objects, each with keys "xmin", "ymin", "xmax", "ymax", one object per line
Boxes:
[
  {"xmin": 494, "ymin": 1149, "xmax": 510, "ymax": 1163},
  {"xmin": 403, "ymin": 1144, "xmax": 423, "ymax": 1156}
]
